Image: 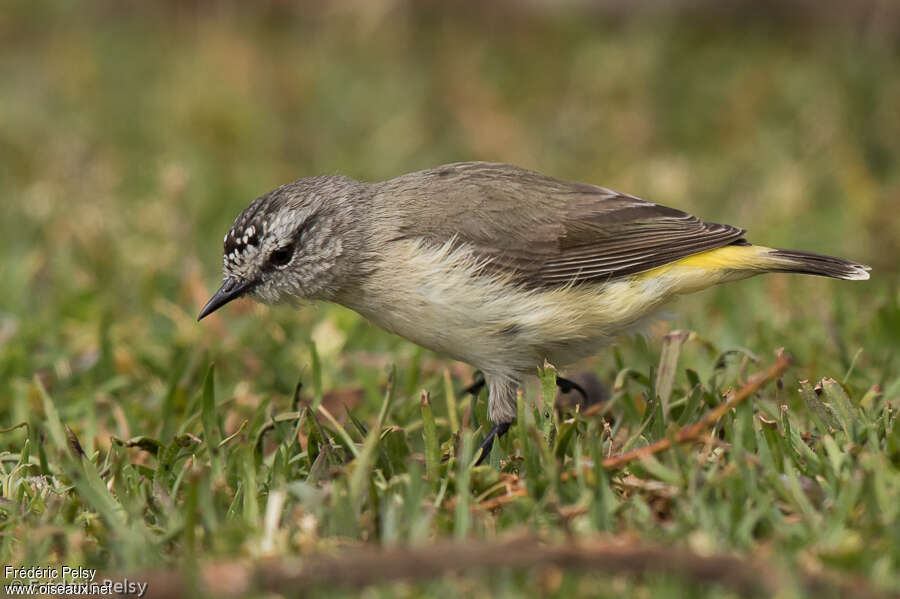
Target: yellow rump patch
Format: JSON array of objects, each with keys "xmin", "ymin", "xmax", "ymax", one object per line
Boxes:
[{"xmin": 638, "ymin": 244, "xmax": 777, "ymax": 280}]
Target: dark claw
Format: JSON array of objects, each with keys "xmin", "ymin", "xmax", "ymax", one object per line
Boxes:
[
  {"xmin": 462, "ymin": 370, "xmax": 486, "ymax": 397},
  {"xmin": 556, "ymin": 375, "xmax": 589, "ymax": 402},
  {"xmin": 474, "ymin": 421, "xmax": 511, "ymax": 465}
]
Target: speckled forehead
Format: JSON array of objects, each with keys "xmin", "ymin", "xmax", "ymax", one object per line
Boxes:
[
  {"xmin": 222, "ymin": 203, "xmax": 306, "ymax": 270},
  {"xmin": 222, "ymin": 214, "xmax": 260, "ymax": 263},
  {"xmin": 225, "ymin": 197, "xmax": 268, "ymax": 249},
  {"xmin": 222, "ymin": 198, "xmax": 271, "ymax": 268},
  {"xmin": 225, "ymin": 221, "xmax": 260, "ymax": 249}
]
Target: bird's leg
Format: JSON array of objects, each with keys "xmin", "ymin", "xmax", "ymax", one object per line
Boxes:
[
  {"xmin": 467, "ymin": 371, "xmax": 587, "ymax": 404},
  {"xmin": 555, "ymin": 375, "xmax": 589, "ymax": 403},
  {"xmin": 467, "ymin": 373, "xmax": 587, "ymax": 466},
  {"xmin": 474, "ymin": 421, "xmax": 511, "ymax": 466},
  {"xmin": 461, "ymin": 370, "xmax": 486, "ymax": 397}
]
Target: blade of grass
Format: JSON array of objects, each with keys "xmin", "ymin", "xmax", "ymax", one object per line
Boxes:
[
  {"xmin": 201, "ymin": 364, "xmax": 222, "ymax": 453},
  {"xmin": 656, "ymin": 330, "xmax": 689, "ymax": 417},
  {"xmin": 241, "ymin": 446, "xmax": 260, "ymax": 526},
  {"xmin": 421, "ymin": 390, "xmax": 440, "ymax": 482},
  {"xmin": 318, "ymin": 405, "xmax": 360, "ymax": 458},
  {"xmin": 453, "ymin": 430, "xmax": 474, "ymax": 540},
  {"xmin": 517, "ymin": 389, "xmax": 540, "ymax": 486},
  {"xmin": 603, "ymin": 354, "xmax": 792, "ymax": 470},
  {"xmin": 310, "ymin": 342, "xmax": 323, "ymax": 410},
  {"xmin": 36, "ymin": 377, "xmax": 138, "ymax": 546},
  {"xmin": 444, "ymin": 369, "xmax": 460, "ymax": 434},
  {"xmin": 538, "ymin": 361, "xmax": 557, "ymax": 448},
  {"xmin": 348, "ymin": 371, "xmax": 394, "ymax": 511}
]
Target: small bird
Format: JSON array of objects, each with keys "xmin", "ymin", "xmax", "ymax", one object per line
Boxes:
[{"xmin": 198, "ymin": 162, "xmax": 870, "ymax": 460}]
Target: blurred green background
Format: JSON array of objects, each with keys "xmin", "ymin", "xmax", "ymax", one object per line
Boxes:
[
  {"xmin": 2, "ymin": 1, "xmax": 896, "ymax": 403},
  {"xmin": 1, "ymin": 0, "xmax": 899, "ymax": 592}
]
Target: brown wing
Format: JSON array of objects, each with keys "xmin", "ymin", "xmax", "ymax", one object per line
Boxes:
[
  {"xmin": 536, "ymin": 204, "xmax": 745, "ymax": 284},
  {"xmin": 383, "ymin": 162, "xmax": 747, "ymax": 288}
]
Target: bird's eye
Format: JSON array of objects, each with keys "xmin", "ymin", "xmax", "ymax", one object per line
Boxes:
[{"xmin": 269, "ymin": 246, "xmax": 294, "ymax": 267}]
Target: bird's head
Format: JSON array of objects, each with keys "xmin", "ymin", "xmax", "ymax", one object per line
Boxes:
[{"xmin": 198, "ymin": 175, "xmax": 365, "ymax": 320}]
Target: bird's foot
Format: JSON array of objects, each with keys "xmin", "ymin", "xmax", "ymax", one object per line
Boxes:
[
  {"xmin": 464, "ymin": 371, "xmax": 586, "ymax": 402},
  {"xmin": 474, "ymin": 421, "xmax": 511, "ymax": 465},
  {"xmin": 467, "ymin": 374, "xmax": 587, "ymax": 466},
  {"xmin": 462, "ymin": 370, "xmax": 486, "ymax": 397},
  {"xmin": 555, "ymin": 375, "xmax": 589, "ymax": 402}
]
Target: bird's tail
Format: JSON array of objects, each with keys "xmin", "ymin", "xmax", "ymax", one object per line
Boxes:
[
  {"xmin": 638, "ymin": 244, "xmax": 870, "ymax": 291},
  {"xmin": 764, "ymin": 248, "xmax": 871, "ymax": 281}
]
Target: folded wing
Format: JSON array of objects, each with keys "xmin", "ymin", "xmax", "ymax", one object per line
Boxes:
[{"xmin": 388, "ymin": 162, "xmax": 747, "ymax": 288}]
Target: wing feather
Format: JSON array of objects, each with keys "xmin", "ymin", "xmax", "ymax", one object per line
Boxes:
[{"xmin": 382, "ymin": 162, "xmax": 747, "ymax": 288}]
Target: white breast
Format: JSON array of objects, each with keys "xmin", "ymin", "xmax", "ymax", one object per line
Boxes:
[{"xmin": 337, "ymin": 238, "xmax": 735, "ymax": 378}]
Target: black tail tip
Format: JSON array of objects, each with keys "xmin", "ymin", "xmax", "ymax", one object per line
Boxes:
[{"xmin": 771, "ymin": 249, "xmax": 871, "ymax": 281}]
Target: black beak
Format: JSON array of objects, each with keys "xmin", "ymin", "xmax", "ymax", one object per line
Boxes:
[{"xmin": 197, "ymin": 278, "xmax": 255, "ymax": 321}]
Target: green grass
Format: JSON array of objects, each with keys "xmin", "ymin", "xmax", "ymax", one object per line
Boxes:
[{"xmin": 1, "ymin": 3, "xmax": 899, "ymax": 597}]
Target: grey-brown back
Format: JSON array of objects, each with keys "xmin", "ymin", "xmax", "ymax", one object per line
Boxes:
[{"xmin": 372, "ymin": 162, "xmax": 746, "ymax": 288}]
